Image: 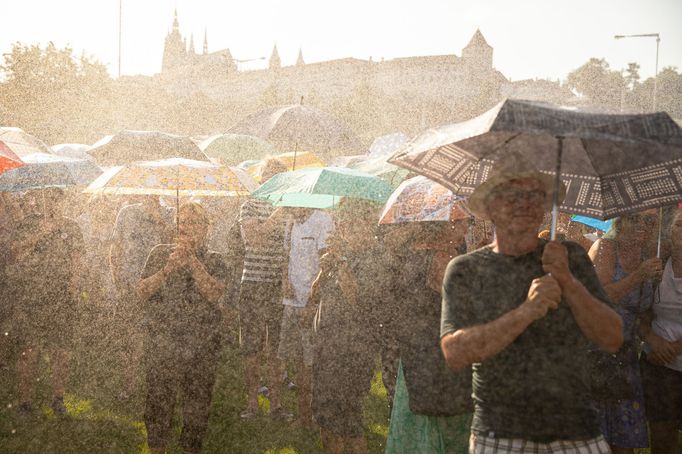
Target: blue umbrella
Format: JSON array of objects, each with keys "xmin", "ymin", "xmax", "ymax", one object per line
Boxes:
[
  {"xmin": 570, "ymin": 215, "xmax": 612, "ymax": 232},
  {"xmin": 252, "ymin": 167, "xmax": 392, "ymax": 209},
  {"xmin": 0, "ymin": 153, "xmax": 102, "ymax": 191}
]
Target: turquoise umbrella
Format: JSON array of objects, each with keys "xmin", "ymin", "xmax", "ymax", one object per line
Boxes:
[{"xmin": 252, "ymin": 167, "xmax": 392, "ymax": 209}]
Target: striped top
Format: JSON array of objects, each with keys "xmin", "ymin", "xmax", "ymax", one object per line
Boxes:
[{"xmin": 238, "ymin": 197, "xmax": 286, "ymax": 283}]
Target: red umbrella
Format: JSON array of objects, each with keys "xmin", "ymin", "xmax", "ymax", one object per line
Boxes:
[{"xmin": 0, "ymin": 139, "xmax": 24, "ymax": 174}]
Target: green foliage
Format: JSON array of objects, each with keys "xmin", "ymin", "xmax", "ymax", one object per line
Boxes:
[{"xmin": 0, "ymin": 42, "xmax": 113, "ymax": 144}]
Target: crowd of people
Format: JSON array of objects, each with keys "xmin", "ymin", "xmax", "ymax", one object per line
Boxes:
[{"xmin": 0, "ymin": 155, "xmax": 680, "ymax": 454}]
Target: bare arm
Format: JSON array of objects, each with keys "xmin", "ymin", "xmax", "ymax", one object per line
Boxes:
[
  {"xmin": 441, "ymin": 275, "xmax": 561, "ymax": 371},
  {"xmin": 137, "ymin": 265, "xmax": 170, "ymax": 301},
  {"xmin": 188, "ymin": 254, "xmax": 226, "ymax": 304},
  {"xmin": 240, "ymin": 208, "xmax": 286, "ymax": 246},
  {"xmin": 588, "ymin": 239, "xmax": 660, "ymax": 304},
  {"xmin": 546, "ymin": 241, "xmax": 623, "ymax": 353}
]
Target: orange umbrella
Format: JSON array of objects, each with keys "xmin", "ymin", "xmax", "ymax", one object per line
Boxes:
[{"xmin": 0, "ymin": 140, "xmax": 24, "ymax": 175}]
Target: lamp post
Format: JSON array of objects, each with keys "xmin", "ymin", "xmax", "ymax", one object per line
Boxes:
[
  {"xmin": 614, "ymin": 33, "xmax": 660, "ymax": 111},
  {"xmin": 118, "ymin": 0, "xmax": 122, "ymax": 77}
]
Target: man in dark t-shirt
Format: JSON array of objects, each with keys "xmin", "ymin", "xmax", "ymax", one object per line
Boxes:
[
  {"xmin": 9, "ymin": 189, "xmax": 84, "ymax": 416},
  {"xmin": 440, "ymin": 155, "xmax": 623, "ymax": 453}
]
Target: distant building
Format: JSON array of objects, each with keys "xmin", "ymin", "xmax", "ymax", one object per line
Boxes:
[{"xmin": 159, "ymin": 11, "xmax": 507, "ymax": 108}]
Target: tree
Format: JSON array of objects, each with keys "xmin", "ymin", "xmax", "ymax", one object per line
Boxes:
[
  {"xmin": 0, "ymin": 42, "xmax": 113, "ymax": 144},
  {"xmin": 566, "ymin": 58, "xmax": 624, "ymax": 111},
  {"xmin": 624, "ymin": 62, "xmax": 640, "ymax": 89},
  {"xmin": 632, "ymin": 66, "xmax": 682, "ymax": 117}
]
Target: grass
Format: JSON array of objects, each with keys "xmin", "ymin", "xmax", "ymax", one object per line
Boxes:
[{"xmin": 0, "ymin": 303, "xmax": 390, "ymax": 453}]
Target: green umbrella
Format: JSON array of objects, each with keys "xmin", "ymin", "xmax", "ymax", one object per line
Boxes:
[
  {"xmin": 199, "ymin": 133, "xmax": 275, "ymax": 165},
  {"xmin": 252, "ymin": 167, "xmax": 392, "ymax": 209}
]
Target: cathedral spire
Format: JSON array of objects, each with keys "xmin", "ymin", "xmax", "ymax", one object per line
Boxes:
[
  {"xmin": 172, "ymin": 8, "xmax": 179, "ymax": 32},
  {"xmin": 203, "ymin": 28, "xmax": 208, "ymax": 55},
  {"xmin": 296, "ymin": 48, "xmax": 305, "ymax": 66},
  {"xmin": 189, "ymin": 33, "xmax": 195, "ymax": 55}
]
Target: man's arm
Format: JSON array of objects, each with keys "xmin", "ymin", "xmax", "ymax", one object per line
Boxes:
[
  {"xmin": 441, "ymin": 274, "xmax": 561, "ymax": 371},
  {"xmin": 239, "ymin": 206, "xmax": 286, "ymax": 247},
  {"xmin": 544, "ymin": 241, "xmax": 623, "ymax": 353}
]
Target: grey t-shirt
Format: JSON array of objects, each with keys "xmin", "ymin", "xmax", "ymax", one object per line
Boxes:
[{"xmin": 441, "ymin": 240, "xmax": 611, "ymax": 442}]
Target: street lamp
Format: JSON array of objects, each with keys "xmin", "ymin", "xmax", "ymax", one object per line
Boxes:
[{"xmin": 614, "ymin": 33, "xmax": 660, "ymax": 111}]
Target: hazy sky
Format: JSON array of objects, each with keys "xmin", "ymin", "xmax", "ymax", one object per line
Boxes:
[{"xmin": 2, "ymin": 0, "xmax": 680, "ymax": 81}]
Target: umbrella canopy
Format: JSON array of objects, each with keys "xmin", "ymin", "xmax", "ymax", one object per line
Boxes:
[
  {"xmin": 0, "ymin": 152, "xmax": 102, "ymax": 192},
  {"xmin": 379, "ymin": 175, "xmax": 470, "ymax": 225},
  {"xmin": 88, "ymin": 130, "xmax": 210, "ymax": 166},
  {"xmin": 199, "ymin": 133, "xmax": 276, "ymax": 165},
  {"xmin": 84, "ymin": 158, "xmax": 255, "ymax": 197},
  {"xmin": 51, "ymin": 143, "xmax": 94, "ymax": 161},
  {"xmin": 346, "ymin": 155, "xmax": 409, "ymax": 188},
  {"xmin": 252, "ymin": 167, "xmax": 393, "ymax": 209},
  {"xmin": 0, "ymin": 140, "xmax": 25, "ymax": 174},
  {"xmin": 228, "ymin": 104, "xmax": 362, "ymax": 156},
  {"xmin": 570, "ymin": 215, "xmax": 612, "ymax": 233},
  {"xmin": 240, "ymin": 151, "xmax": 326, "ymax": 183},
  {"xmin": 0, "ymin": 127, "xmax": 53, "ymax": 157},
  {"xmin": 368, "ymin": 132, "xmax": 408, "ymax": 158},
  {"xmin": 390, "ymin": 99, "xmax": 682, "ymax": 220}
]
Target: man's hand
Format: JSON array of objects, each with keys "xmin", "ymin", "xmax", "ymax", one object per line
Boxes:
[
  {"xmin": 541, "ymin": 241, "xmax": 572, "ymax": 287},
  {"xmin": 521, "ymin": 274, "xmax": 562, "ymax": 321},
  {"xmin": 647, "ymin": 332, "xmax": 678, "ymax": 365},
  {"xmin": 165, "ymin": 241, "xmax": 191, "ymax": 275},
  {"xmin": 636, "ymin": 257, "xmax": 663, "ymax": 282}
]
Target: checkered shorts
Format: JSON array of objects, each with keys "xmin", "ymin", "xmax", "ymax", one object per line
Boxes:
[{"xmin": 469, "ymin": 433, "xmax": 611, "ymax": 454}]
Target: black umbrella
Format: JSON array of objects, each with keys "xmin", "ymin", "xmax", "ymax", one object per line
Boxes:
[{"xmin": 390, "ymin": 99, "xmax": 682, "ymax": 244}]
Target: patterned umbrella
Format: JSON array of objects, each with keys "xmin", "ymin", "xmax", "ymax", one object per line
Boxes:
[
  {"xmin": 84, "ymin": 158, "xmax": 255, "ymax": 197},
  {"xmin": 240, "ymin": 151, "xmax": 326, "ymax": 183},
  {"xmin": 379, "ymin": 176, "xmax": 471, "ymax": 224},
  {"xmin": 390, "ymin": 99, "xmax": 682, "ymax": 227}
]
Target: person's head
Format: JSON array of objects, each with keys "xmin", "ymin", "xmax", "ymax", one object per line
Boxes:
[
  {"xmin": 334, "ymin": 199, "xmax": 379, "ymax": 250},
  {"xmin": 289, "ymin": 207, "xmax": 313, "ymax": 223},
  {"xmin": 468, "ymin": 154, "xmax": 565, "ymax": 239},
  {"xmin": 177, "ymin": 201, "xmax": 210, "ymax": 249},
  {"xmin": 260, "ymin": 158, "xmax": 288, "ymax": 184},
  {"xmin": 611, "ymin": 209, "xmax": 659, "ymax": 244}
]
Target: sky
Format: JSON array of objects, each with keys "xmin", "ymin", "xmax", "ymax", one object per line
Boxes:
[{"xmin": 1, "ymin": 0, "xmax": 681, "ymax": 82}]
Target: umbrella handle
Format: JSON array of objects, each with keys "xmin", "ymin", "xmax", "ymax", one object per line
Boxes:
[
  {"xmin": 550, "ymin": 137, "xmax": 564, "ymax": 241},
  {"xmin": 656, "ymin": 207, "xmax": 663, "ymax": 258}
]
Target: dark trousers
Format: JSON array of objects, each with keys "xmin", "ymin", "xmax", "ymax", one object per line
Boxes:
[{"xmin": 144, "ymin": 332, "xmax": 221, "ymax": 452}]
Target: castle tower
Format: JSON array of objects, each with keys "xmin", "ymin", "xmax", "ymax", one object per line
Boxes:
[
  {"xmin": 203, "ymin": 28, "xmax": 208, "ymax": 55},
  {"xmin": 162, "ymin": 9, "xmax": 187, "ymax": 73},
  {"xmin": 296, "ymin": 48, "xmax": 305, "ymax": 66},
  {"xmin": 188, "ymin": 34, "xmax": 196, "ymax": 56},
  {"xmin": 269, "ymin": 44, "xmax": 281, "ymax": 71},
  {"xmin": 462, "ymin": 29, "xmax": 493, "ymax": 74}
]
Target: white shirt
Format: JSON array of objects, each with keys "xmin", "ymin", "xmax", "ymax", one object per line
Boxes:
[
  {"xmin": 283, "ymin": 210, "xmax": 334, "ymax": 308},
  {"xmin": 651, "ymin": 258, "xmax": 682, "ymax": 372}
]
